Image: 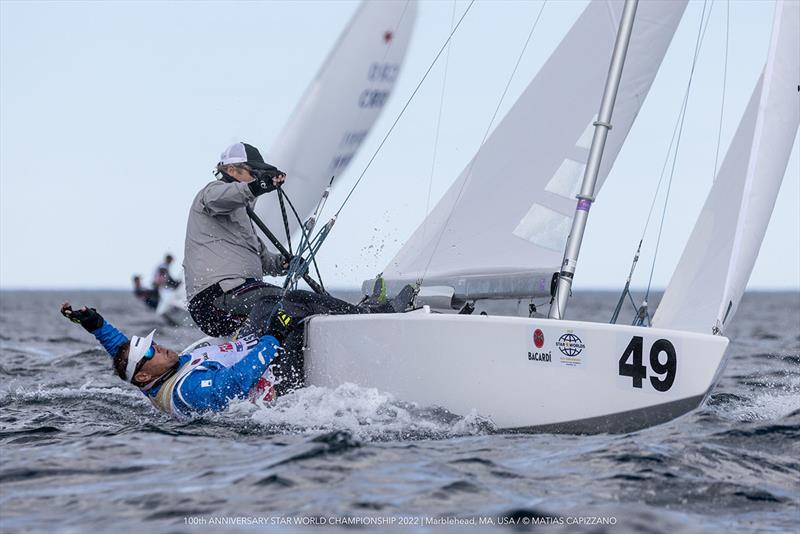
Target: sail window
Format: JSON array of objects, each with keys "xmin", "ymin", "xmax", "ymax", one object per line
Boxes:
[
  {"xmin": 545, "ymin": 158, "xmax": 586, "ymax": 199},
  {"xmin": 512, "ymin": 204, "xmax": 571, "ymax": 252},
  {"xmin": 576, "ymin": 116, "xmax": 597, "ymax": 150}
]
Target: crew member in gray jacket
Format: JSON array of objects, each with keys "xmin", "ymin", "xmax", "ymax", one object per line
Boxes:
[
  {"xmin": 184, "ymin": 142, "xmax": 289, "ymax": 339},
  {"xmin": 184, "ymin": 142, "xmax": 414, "ymax": 394}
]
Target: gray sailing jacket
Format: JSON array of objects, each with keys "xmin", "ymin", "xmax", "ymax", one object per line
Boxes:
[{"xmin": 183, "ymin": 180, "xmax": 284, "ymax": 301}]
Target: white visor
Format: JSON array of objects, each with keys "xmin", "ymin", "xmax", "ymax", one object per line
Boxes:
[{"xmin": 126, "ymin": 329, "xmax": 156, "ymax": 383}]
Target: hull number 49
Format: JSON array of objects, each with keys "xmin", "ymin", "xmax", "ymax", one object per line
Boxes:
[{"xmin": 619, "ymin": 336, "xmax": 676, "ymax": 392}]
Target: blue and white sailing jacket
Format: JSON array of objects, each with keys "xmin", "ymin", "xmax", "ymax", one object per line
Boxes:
[{"xmin": 92, "ymin": 321, "xmax": 279, "ymax": 417}]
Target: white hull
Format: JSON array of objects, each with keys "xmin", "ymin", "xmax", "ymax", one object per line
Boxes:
[{"xmin": 304, "ymin": 308, "xmax": 729, "ymax": 434}]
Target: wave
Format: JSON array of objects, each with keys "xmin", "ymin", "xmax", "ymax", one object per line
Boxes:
[
  {"xmin": 706, "ymin": 386, "xmax": 800, "ymax": 424},
  {"xmin": 239, "ymin": 383, "xmax": 495, "ymax": 441}
]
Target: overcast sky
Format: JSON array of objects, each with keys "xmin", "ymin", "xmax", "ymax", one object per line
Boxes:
[{"xmin": 1, "ymin": 0, "xmax": 797, "ymax": 291}]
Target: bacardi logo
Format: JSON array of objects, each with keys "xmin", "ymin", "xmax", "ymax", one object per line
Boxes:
[
  {"xmin": 528, "ymin": 351, "xmax": 551, "ymax": 362},
  {"xmin": 534, "ymin": 328, "xmax": 544, "ymax": 348}
]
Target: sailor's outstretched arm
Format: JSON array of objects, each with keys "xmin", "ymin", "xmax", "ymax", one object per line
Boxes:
[
  {"xmin": 91, "ymin": 322, "xmax": 129, "ymax": 358},
  {"xmin": 173, "ymin": 335, "xmax": 280, "ymax": 413},
  {"xmin": 61, "ymin": 303, "xmax": 128, "ymax": 358}
]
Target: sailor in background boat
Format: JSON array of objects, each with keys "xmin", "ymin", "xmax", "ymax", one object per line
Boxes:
[
  {"xmin": 152, "ymin": 253, "xmax": 181, "ymax": 290},
  {"xmin": 131, "ymin": 274, "xmax": 160, "ymax": 310},
  {"xmin": 60, "ymin": 303, "xmax": 283, "ymax": 417}
]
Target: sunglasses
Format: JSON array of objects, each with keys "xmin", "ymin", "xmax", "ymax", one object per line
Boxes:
[{"xmin": 133, "ymin": 344, "xmax": 156, "ymax": 377}]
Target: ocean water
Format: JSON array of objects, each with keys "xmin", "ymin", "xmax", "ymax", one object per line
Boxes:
[{"xmin": 0, "ymin": 290, "xmax": 798, "ymax": 533}]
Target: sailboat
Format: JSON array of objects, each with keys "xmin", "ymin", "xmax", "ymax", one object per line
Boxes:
[
  {"xmin": 253, "ymin": 1, "xmax": 417, "ymax": 253},
  {"xmin": 157, "ymin": 1, "xmax": 417, "ymax": 324},
  {"xmin": 302, "ymin": 0, "xmax": 799, "ymax": 433}
]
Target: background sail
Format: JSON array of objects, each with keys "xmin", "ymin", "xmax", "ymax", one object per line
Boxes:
[
  {"xmin": 378, "ymin": 0, "xmax": 687, "ymax": 300},
  {"xmin": 654, "ymin": 0, "xmax": 799, "ymax": 335},
  {"xmin": 253, "ymin": 1, "xmax": 416, "ymax": 250}
]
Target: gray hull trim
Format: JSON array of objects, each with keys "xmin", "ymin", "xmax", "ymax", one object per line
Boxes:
[{"xmin": 506, "ymin": 394, "xmax": 706, "ymax": 435}]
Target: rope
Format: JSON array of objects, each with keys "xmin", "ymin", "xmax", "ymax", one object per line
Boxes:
[
  {"xmin": 419, "ymin": 0, "xmax": 548, "ymax": 285},
  {"xmin": 277, "ymin": 189, "xmax": 293, "ymax": 256},
  {"xmin": 279, "ymin": 190, "xmax": 326, "ymax": 293},
  {"xmin": 334, "ymin": 0, "xmax": 477, "ymax": 217}
]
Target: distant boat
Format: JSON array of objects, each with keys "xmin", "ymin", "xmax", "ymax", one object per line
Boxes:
[{"xmin": 303, "ymin": 0, "xmax": 799, "ymax": 433}]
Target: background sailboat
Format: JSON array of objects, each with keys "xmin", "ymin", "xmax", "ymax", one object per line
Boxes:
[{"xmin": 254, "ymin": 1, "xmax": 417, "ymax": 255}]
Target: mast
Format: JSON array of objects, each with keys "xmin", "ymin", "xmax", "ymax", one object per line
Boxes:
[{"xmin": 549, "ymin": 0, "xmax": 639, "ymax": 320}]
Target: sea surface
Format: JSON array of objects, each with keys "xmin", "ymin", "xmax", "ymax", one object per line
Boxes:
[{"xmin": 0, "ymin": 290, "xmax": 798, "ymax": 533}]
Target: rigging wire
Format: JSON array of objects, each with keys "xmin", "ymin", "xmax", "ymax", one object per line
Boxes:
[
  {"xmin": 422, "ymin": 0, "xmax": 458, "ymax": 244},
  {"xmin": 641, "ymin": 0, "xmax": 714, "ymax": 306},
  {"xmin": 642, "ymin": 1, "xmax": 717, "ymax": 246},
  {"xmin": 419, "ymin": 0, "xmax": 549, "ymax": 285},
  {"xmin": 259, "ymin": 0, "xmax": 412, "ymax": 291},
  {"xmin": 712, "ymin": 0, "xmax": 730, "ymax": 179},
  {"xmin": 279, "ymin": 189, "xmax": 327, "ymax": 292},
  {"xmin": 333, "ymin": 0, "xmax": 477, "ymax": 217},
  {"xmin": 612, "ymin": 0, "xmax": 719, "ymax": 323}
]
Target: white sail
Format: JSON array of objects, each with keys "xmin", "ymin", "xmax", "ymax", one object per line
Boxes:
[
  {"xmin": 376, "ymin": 0, "xmax": 687, "ymax": 301},
  {"xmin": 653, "ymin": 0, "xmax": 800, "ymax": 335},
  {"xmin": 254, "ymin": 1, "xmax": 416, "ymax": 249}
]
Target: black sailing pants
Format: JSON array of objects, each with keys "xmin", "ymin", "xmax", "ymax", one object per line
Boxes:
[{"xmin": 189, "ymin": 280, "xmax": 366, "ymax": 395}]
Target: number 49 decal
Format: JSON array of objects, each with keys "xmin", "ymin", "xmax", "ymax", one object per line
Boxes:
[{"xmin": 619, "ymin": 336, "xmax": 677, "ymax": 392}]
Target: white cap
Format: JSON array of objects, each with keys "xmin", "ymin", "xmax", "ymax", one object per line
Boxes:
[
  {"xmin": 220, "ymin": 143, "xmax": 248, "ymax": 165},
  {"xmin": 126, "ymin": 329, "xmax": 156, "ymax": 383},
  {"xmin": 219, "ymin": 142, "xmax": 265, "ymax": 166}
]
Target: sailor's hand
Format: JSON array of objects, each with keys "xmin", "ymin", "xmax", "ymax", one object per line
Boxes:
[
  {"xmin": 61, "ymin": 302, "xmax": 105, "ymax": 333},
  {"xmin": 247, "ymin": 165, "xmax": 286, "ymax": 196}
]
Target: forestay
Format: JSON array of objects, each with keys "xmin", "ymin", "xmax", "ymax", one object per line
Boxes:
[
  {"xmin": 376, "ymin": 0, "xmax": 687, "ymax": 301},
  {"xmin": 653, "ymin": 0, "xmax": 799, "ymax": 335},
  {"xmin": 253, "ymin": 1, "xmax": 417, "ymax": 248}
]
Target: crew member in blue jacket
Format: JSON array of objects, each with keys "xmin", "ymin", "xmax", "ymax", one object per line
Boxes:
[{"xmin": 61, "ymin": 302, "xmax": 282, "ymax": 417}]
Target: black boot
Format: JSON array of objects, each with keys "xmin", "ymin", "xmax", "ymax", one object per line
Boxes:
[{"xmin": 360, "ymin": 283, "xmax": 417, "ymax": 313}]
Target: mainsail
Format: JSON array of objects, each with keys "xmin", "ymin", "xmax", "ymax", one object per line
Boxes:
[
  {"xmin": 253, "ymin": 1, "xmax": 417, "ymax": 249},
  {"xmin": 377, "ymin": 0, "xmax": 687, "ymax": 301},
  {"xmin": 653, "ymin": 0, "xmax": 800, "ymax": 335}
]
